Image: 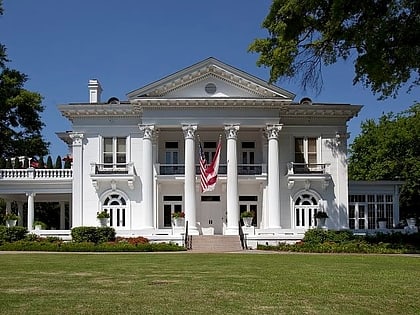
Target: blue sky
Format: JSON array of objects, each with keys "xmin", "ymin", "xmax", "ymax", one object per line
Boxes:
[{"xmin": 2, "ymin": 0, "xmax": 419, "ymax": 158}]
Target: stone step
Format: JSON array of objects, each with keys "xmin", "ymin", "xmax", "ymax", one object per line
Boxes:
[{"xmin": 190, "ymin": 235, "xmax": 243, "ymax": 253}]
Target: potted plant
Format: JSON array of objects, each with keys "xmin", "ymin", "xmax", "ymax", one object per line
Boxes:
[
  {"xmin": 97, "ymin": 210, "xmax": 110, "ymax": 227},
  {"xmin": 314, "ymin": 211, "xmax": 328, "ymax": 228},
  {"xmin": 405, "ymin": 213, "xmax": 417, "ymax": 227},
  {"xmin": 33, "ymin": 221, "xmax": 47, "ymax": 230},
  {"xmin": 377, "ymin": 217, "xmax": 387, "ymax": 229},
  {"xmin": 172, "ymin": 212, "xmax": 185, "ymax": 227},
  {"xmin": 5, "ymin": 213, "xmax": 19, "ymax": 227},
  {"xmin": 241, "ymin": 211, "xmax": 254, "ymax": 227}
]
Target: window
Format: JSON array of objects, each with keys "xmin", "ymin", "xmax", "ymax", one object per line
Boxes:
[
  {"xmin": 102, "ymin": 194, "xmax": 127, "ymax": 227},
  {"xmin": 203, "ymin": 141, "xmax": 217, "ymax": 162},
  {"xmin": 239, "ymin": 196, "xmax": 258, "ymax": 227},
  {"xmin": 294, "ymin": 193, "xmax": 320, "ymax": 228},
  {"xmin": 165, "ymin": 142, "xmax": 179, "ymax": 164},
  {"xmin": 349, "ymin": 194, "xmax": 393, "ymax": 229},
  {"xmin": 103, "ymin": 137, "xmax": 126, "ymax": 167},
  {"xmin": 163, "ymin": 195, "xmax": 182, "ymax": 227},
  {"xmin": 295, "ymin": 137, "xmax": 317, "ymax": 164}
]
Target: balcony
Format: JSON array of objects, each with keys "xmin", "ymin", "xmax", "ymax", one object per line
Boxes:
[
  {"xmin": 90, "ymin": 162, "xmax": 136, "ymax": 190},
  {"xmin": 286, "ymin": 162, "xmax": 331, "ymax": 190},
  {"xmin": 158, "ymin": 164, "xmax": 266, "ymax": 176}
]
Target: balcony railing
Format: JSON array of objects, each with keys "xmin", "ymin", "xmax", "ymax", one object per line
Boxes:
[
  {"xmin": 287, "ymin": 162, "xmax": 328, "ymax": 175},
  {"xmin": 0, "ymin": 168, "xmax": 73, "ymax": 179},
  {"xmin": 158, "ymin": 164, "xmax": 266, "ymax": 176},
  {"xmin": 90, "ymin": 163, "xmax": 135, "ymax": 175}
]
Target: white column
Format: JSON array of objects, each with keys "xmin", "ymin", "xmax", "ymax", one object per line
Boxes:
[
  {"xmin": 224, "ymin": 124, "xmax": 240, "ymax": 235},
  {"xmin": 26, "ymin": 192, "xmax": 35, "ymax": 231},
  {"xmin": 266, "ymin": 124, "xmax": 282, "ymax": 229},
  {"xmin": 60, "ymin": 201, "xmax": 66, "ymax": 229},
  {"xmin": 69, "ymin": 132, "xmax": 84, "ymax": 227},
  {"xmin": 140, "ymin": 125, "xmax": 155, "ymax": 229},
  {"xmin": 182, "ymin": 124, "xmax": 198, "ymax": 234}
]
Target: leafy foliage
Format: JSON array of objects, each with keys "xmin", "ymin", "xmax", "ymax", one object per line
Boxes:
[
  {"xmin": 71, "ymin": 226, "xmax": 115, "ymax": 244},
  {"xmin": 249, "ymin": 0, "xmax": 420, "ymax": 98},
  {"xmin": 0, "ymin": 226, "xmax": 28, "ymax": 244},
  {"xmin": 259, "ymin": 229, "xmax": 420, "ymax": 253},
  {"xmin": 348, "ymin": 104, "xmax": 420, "ymax": 218}
]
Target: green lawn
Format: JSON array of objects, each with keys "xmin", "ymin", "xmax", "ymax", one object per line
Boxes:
[{"xmin": 0, "ymin": 253, "xmax": 418, "ymax": 315}]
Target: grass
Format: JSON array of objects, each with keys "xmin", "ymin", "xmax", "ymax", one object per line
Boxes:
[{"xmin": 0, "ymin": 253, "xmax": 419, "ymax": 315}]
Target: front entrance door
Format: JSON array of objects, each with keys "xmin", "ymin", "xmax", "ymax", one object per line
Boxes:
[{"xmin": 199, "ymin": 198, "xmax": 224, "ymax": 234}]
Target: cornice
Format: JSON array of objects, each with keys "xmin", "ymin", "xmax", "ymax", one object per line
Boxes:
[{"xmin": 58, "ymin": 103, "xmax": 142, "ymax": 120}]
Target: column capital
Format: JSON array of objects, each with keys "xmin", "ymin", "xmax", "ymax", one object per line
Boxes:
[
  {"xmin": 181, "ymin": 124, "xmax": 197, "ymax": 140},
  {"xmin": 25, "ymin": 192, "xmax": 36, "ymax": 197},
  {"xmin": 139, "ymin": 124, "xmax": 155, "ymax": 139},
  {"xmin": 69, "ymin": 132, "xmax": 84, "ymax": 146},
  {"xmin": 224, "ymin": 124, "xmax": 240, "ymax": 140},
  {"xmin": 266, "ymin": 124, "xmax": 283, "ymax": 139}
]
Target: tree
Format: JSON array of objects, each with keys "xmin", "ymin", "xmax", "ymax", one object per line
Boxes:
[
  {"xmin": 348, "ymin": 103, "xmax": 420, "ymax": 218},
  {"xmin": 0, "ymin": 2, "xmax": 49, "ymax": 159},
  {"xmin": 55, "ymin": 155, "xmax": 62, "ymax": 169},
  {"xmin": 249, "ymin": 0, "xmax": 420, "ymax": 99},
  {"xmin": 46, "ymin": 156, "xmax": 53, "ymax": 169}
]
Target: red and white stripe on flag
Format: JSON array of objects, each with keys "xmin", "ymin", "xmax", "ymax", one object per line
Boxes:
[{"xmin": 199, "ymin": 138, "xmax": 221, "ymax": 193}]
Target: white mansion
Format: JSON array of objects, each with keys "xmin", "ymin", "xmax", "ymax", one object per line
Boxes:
[{"xmin": 0, "ymin": 58, "xmax": 403, "ymax": 243}]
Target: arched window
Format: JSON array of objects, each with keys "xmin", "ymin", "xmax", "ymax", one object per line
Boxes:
[
  {"xmin": 294, "ymin": 192, "xmax": 320, "ymax": 228},
  {"xmin": 102, "ymin": 194, "xmax": 127, "ymax": 227}
]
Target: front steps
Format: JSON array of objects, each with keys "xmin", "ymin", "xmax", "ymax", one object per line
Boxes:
[{"xmin": 190, "ymin": 235, "xmax": 244, "ymax": 253}]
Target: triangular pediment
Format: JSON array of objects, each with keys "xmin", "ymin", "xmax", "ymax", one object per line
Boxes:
[{"xmin": 127, "ymin": 57, "xmax": 295, "ymax": 100}]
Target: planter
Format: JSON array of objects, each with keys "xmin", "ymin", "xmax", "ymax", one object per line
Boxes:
[
  {"xmin": 242, "ymin": 217, "xmax": 253, "ymax": 227},
  {"xmin": 6, "ymin": 220, "xmax": 17, "ymax": 227},
  {"xmin": 173, "ymin": 218, "xmax": 185, "ymax": 227},
  {"xmin": 316, "ymin": 217, "xmax": 326, "ymax": 228},
  {"xmin": 34, "ymin": 225, "xmax": 42, "ymax": 230},
  {"xmin": 98, "ymin": 218, "xmax": 109, "ymax": 227},
  {"xmin": 378, "ymin": 220, "xmax": 387, "ymax": 229},
  {"xmin": 407, "ymin": 218, "xmax": 417, "ymax": 227}
]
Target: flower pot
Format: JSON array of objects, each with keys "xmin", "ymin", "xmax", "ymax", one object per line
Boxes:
[
  {"xmin": 98, "ymin": 218, "xmax": 109, "ymax": 227},
  {"xmin": 407, "ymin": 218, "xmax": 417, "ymax": 227},
  {"xmin": 242, "ymin": 217, "xmax": 253, "ymax": 227},
  {"xmin": 316, "ymin": 218, "xmax": 326, "ymax": 228},
  {"xmin": 173, "ymin": 218, "xmax": 185, "ymax": 227},
  {"xmin": 378, "ymin": 221, "xmax": 387, "ymax": 229},
  {"xmin": 6, "ymin": 220, "xmax": 17, "ymax": 227}
]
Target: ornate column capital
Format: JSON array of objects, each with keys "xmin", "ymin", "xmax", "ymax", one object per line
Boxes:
[
  {"xmin": 266, "ymin": 124, "xmax": 283, "ymax": 139},
  {"xmin": 69, "ymin": 132, "xmax": 84, "ymax": 146},
  {"xmin": 224, "ymin": 124, "xmax": 240, "ymax": 140},
  {"xmin": 139, "ymin": 124, "xmax": 155, "ymax": 139},
  {"xmin": 181, "ymin": 124, "xmax": 197, "ymax": 139}
]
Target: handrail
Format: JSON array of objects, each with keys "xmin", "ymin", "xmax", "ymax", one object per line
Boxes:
[
  {"xmin": 238, "ymin": 220, "xmax": 247, "ymax": 250},
  {"xmin": 0, "ymin": 168, "xmax": 73, "ymax": 179},
  {"xmin": 184, "ymin": 220, "xmax": 192, "ymax": 250},
  {"xmin": 287, "ymin": 162, "xmax": 329, "ymax": 175}
]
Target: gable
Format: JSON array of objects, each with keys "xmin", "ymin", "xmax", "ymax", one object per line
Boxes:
[{"xmin": 127, "ymin": 57, "xmax": 295, "ymax": 100}]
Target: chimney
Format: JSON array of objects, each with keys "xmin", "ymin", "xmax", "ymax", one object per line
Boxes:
[{"xmin": 88, "ymin": 79, "xmax": 102, "ymax": 103}]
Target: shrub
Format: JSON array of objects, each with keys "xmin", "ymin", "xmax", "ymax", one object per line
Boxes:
[
  {"xmin": 71, "ymin": 227, "xmax": 99, "ymax": 243},
  {"xmin": 116, "ymin": 236, "xmax": 149, "ymax": 245},
  {"xmin": 0, "ymin": 226, "xmax": 28, "ymax": 244},
  {"xmin": 71, "ymin": 226, "xmax": 115, "ymax": 244},
  {"xmin": 303, "ymin": 229, "xmax": 354, "ymax": 244},
  {"xmin": 97, "ymin": 227, "xmax": 116, "ymax": 243}
]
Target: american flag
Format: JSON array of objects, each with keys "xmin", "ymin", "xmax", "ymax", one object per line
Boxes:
[{"xmin": 199, "ymin": 137, "xmax": 221, "ymax": 193}]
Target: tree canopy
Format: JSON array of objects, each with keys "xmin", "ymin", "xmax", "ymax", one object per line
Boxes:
[
  {"xmin": 0, "ymin": 1, "xmax": 49, "ymax": 158},
  {"xmin": 348, "ymin": 103, "xmax": 420, "ymax": 217},
  {"xmin": 249, "ymin": 0, "xmax": 420, "ymax": 99}
]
